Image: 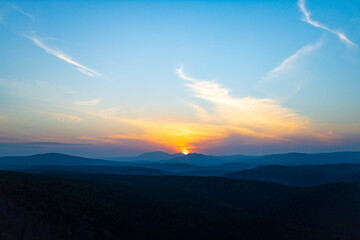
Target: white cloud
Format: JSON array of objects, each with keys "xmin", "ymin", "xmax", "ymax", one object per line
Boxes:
[
  {"xmin": 77, "ymin": 67, "xmax": 95, "ymax": 77},
  {"xmin": 103, "ymin": 106, "xmax": 121, "ymax": 114},
  {"xmin": 10, "ymin": 4, "xmax": 33, "ymax": 20},
  {"xmin": 177, "ymin": 67, "xmax": 312, "ymax": 139},
  {"xmin": 298, "ymin": 0, "xmax": 356, "ymax": 47},
  {"xmin": 36, "ymin": 80, "xmax": 74, "ymax": 94},
  {"xmin": 264, "ymin": 39, "xmax": 322, "ymax": 80},
  {"xmin": 26, "ymin": 35, "xmax": 102, "ymax": 77},
  {"xmin": 52, "ymin": 113, "xmax": 83, "ymax": 122},
  {"xmin": 75, "ymin": 98, "xmax": 103, "ymax": 106}
]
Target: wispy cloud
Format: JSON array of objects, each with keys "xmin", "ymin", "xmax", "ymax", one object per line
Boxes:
[
  {"xmin": 9, "ymin": 4, "xmax": 33, "ymax": 20},
  {"xmin": 103, "ymin": 106, "xmax": 121, "ymax": 114},
  {"xmin": 0, "ymin": 4, "xmax": 33, "ymax": 24},
  {"xmin": 177, "ymin": 66, "xmax": 311, "ymax": 138},
  {"xmin": 36, "ymin": 80, "xmax": 74, "ymax": 94},
  {"xmin": 72, "ymin": 67, "xmax": 333, "ymax": 153},
  {"xmin": 0, "ymin": 4, "xmax": 100, "ymax": 77},
  {"xmin": 298, "ymin": 0, "xmax": 356, "ymax": 47},
  {"xmin": 106, "ymin": 67, "xmax": 324, "ymax": 152},
  {"xmin": 51, "ymin": 113, "xmax": 83, "ymax": 122},
  {"xmin": 75, "ymin": 98, "xmax": 103, "ymax": 106},
  {"xmin": 75, "ymin": 136, "xmax": 98, "ymax": 141},
  {"xmin": 26, "ymin": 35, "xmax": 101, "ymax": 77},
  {"xmin": 77, "ymin": 67, "xmax": 96, "ymax": 77},
  {"xmin": 264, "ymin": 39, "xmax": 322, "ymax": 80}
]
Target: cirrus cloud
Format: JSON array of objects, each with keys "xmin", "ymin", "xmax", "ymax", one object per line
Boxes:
[
  {"xmin": 298, "ymin": 0, "xmax": 356, "ymax": 47},
  {"xmin": 27, "ymin": 35, "xmax": 102, "ymax": 78},
  {"xmin": 75, "ymin": 98, "xmax": 103, "ymax": 106},
  {"xmin": 51, "ymin": 113, "xmax": 83, "ymax": 123}
]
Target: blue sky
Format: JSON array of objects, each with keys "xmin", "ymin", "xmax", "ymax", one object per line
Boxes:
[{"xmin": 0, "ymin": 0, "xmax": 359, "ymax": 157}]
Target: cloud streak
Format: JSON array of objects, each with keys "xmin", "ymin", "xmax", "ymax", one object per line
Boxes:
[
  {"xmin": 298, "ymin": 0, "xmax": 356, "ymax": 47},
  {"xmin": 75, "ymin": 98, "xmax": 103, "ymax": 106},
  {"xmin": 9, "ymin": 4, "xmax": 33, "ymax": 20},
  {"xmin": 102, "ymin": 67, "xmax": 329, "ymax": 153},
  {"xmin": 1, "ymin": 4, "xmax": 100, "ymax": 77},
  {"xmin": 264, "ymin": 39, "xmax": 322, "ymax": 80},
  {"xmin": 26, "ymin": 35, "xmax": 101, "ymax": 77},
  {"xmin": 51, "ymin": 113, "xmax": 84, "ymax": 122},
  {"xmin": 36, "ymin": 80, "xmax": 74, "ymax": 94},
  {"xmin": 177, "ymin": 66, "xmax": 311, "ymax": 138}
]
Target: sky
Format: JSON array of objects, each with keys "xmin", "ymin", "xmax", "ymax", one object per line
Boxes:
[{"xmin": 0, "ymin": 0, "xmax": 360, "ymax": 157}]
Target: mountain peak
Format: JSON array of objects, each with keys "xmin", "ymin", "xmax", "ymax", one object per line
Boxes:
[{"xmin": 136, "ymin": 151, "xmax": 183, "ymax": 161}]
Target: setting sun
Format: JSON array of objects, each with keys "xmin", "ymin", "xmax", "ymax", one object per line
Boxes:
[{"xmin": 182, "ymin": 149, "xmax": 189, "ymax": 155}]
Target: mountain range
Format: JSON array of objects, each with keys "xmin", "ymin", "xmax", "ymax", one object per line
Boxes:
[
  {"xmin": 1, "ymin": 151, "xmax": 360, "ymax": 239},
  {"xmin": 1, "ymin": 151, "xmax": 360, "ymax": 186}
]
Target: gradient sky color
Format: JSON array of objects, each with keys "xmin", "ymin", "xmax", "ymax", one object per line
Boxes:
[{"xmin": 0, "ymin": 0, "xmax": 360, "ymax": 157}]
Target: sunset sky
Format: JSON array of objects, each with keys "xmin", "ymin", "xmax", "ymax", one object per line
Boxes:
[{"xmin": 1, "ymin": 0, "xmax": 360, "ymax": 157}]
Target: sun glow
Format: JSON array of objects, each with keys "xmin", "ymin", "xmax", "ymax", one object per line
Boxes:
[{"xmin": 182, "ymin": 149, "xmax": 189, "ymax": 155}]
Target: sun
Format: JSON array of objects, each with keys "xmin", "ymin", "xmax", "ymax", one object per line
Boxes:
[{"xmin": 182, "ymin": 149, "xmax": 189, "ymax": 155}]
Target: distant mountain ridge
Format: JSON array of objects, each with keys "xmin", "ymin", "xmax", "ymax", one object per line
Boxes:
[
  {"xmin": 107, "ymin": 151, "xmax": 184, "ymax": 162},
  {"xmin": 107, "ymin": 151, "xmax": 258, "ymax": 166},
  {"xmin": 251, "ymin": 152, "xmax": 360, "ymax": 165},
  {"xmin": 226, "ymin": 163, "xmax": 360, "ymax": 186},
  {"xmin": 0, "ymin": 153, "xmax": 120, "ymax": 167},
  {"xmin": 0, "ymin": 153, "xmax": 172, "ymax": 176},
  {"xmin": 108, "ymin": 151, "xmax": 360, "ymax": 166},
  {"xmin": 1, "ymin": 151, "xmax": 360, "ymax": 181}
]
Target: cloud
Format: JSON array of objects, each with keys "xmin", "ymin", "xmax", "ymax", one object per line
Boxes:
[
  {"xmin": 103, "ymin": 106, "xmax": 121, "ymax": 114},
  {"xmin": 264, "ymin": 39, "xmax": 322, "ymax": 80},
  {"xmin": 70, "ymin": 66, "xmax": 336, "ymax": 153},
  {"xmin": 51, "ymin": 113, "xmax": 83, "ymax": 122},
  {"xmin": 177, "ymin": 67, "xmax": 311, "ymax": 137},
  {"xmin": 113, "ymin": 118, "xmax": 228, "ymax": 153},
  {"xmin": 0, "ymin": 4, "xmax": 33, "ymax": 24},
  {"xmin": 99, "ymin": 67, "xmax": 327, "ymax": 153},
  {"xmin": 0, "ymin": 4, "xmax": 100, "ymax": 77},
  {"xmin": 0, "ymin": 115, "xmax": 6, "ymax": 122},
  {"xmin": 298, "ymin": 0, "xmax": 356, "ymax": 47},
  {"xmin": 36, "ymin": 80, "xmax": 74, "ymax": 94},
  {"xmin": 24, "ymin": 141, "xmax": 82, "ymax": 146},
  {"xmin": 26, "ymin": 35, "xmax": 102, "ymax": 77},
  {"xmin": 77, "ymin": 67, "xmax": 95, "ymax": 77},
  {"xmin": 75, "ymin": 98, "xmax": 103, "ymax": 106},
  {"xmin": 9, "ymin": 4, "xmax": 33, "ymax": 20},
  {"xmin": 188, "ymin": 103, "xmax": 213, "ymax": 122},
  {"xmin": 75, "ymin": 136, "xmax": 98, "ymax": 141}
]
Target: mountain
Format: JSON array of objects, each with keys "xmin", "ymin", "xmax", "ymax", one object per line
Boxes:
[
  {"xmin": 21, "ymin": 165, "xmax": 170, "ymax": 176},
  {"xmin": 158, "ymin": 153, "xmax": 258, "ymax": 166},
  {"xmin": 108, "ymin": 151, "xmax": 184, "ymax": 162},
  {"xmin": 249, "ymin": 152, "xmax": 360, "ymax": 166},
  {"xmin": 1, "ymin": 170, "xmax": 358, "ymax": 239},
  {"xmin": 136, "ymin": 151, "xmax": 184, "ymax": 160},
  {"xmin": 225, "ymin": 163, "xmax": 360, "ymax": 186},
  {"xmin": 2, "ymin": 152, "xmax": 360, "ymax": 178},
  {"xmin": 133, "ymin": 151, "xmax": 360, "ymax": 167},
  {"xmin": 132, "ymin": 162, "xmax": 205, "ymax": 172},
  {"xmin": 0, "ymin": 153, "xmax": 255, "ymax": 176},
  {"xmin": 0, "ymin": 153, "xmax": 175, "ymax": 176},
  {"xmin": 0, "ymin": 153, "xmax": 122, "ymax": 168}
]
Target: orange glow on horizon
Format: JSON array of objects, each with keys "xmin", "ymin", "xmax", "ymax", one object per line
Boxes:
[{"xmin": 182, "ymin": 149, "xmax": 189, "ymax": 155}]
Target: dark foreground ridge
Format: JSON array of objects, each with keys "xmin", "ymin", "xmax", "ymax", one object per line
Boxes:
[{"xmin": 0, "ymin": 171, "xmax": 359, "ymax": 240}]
